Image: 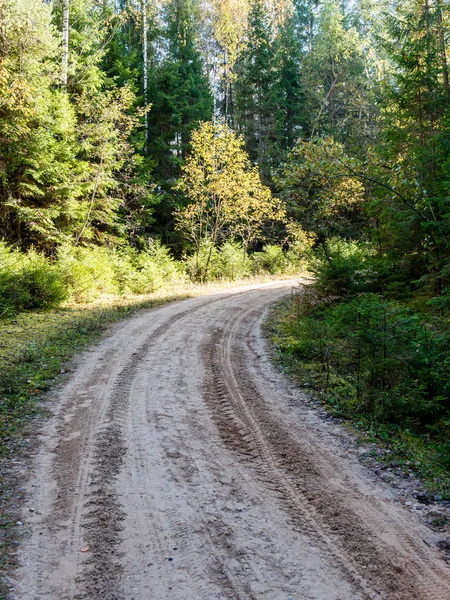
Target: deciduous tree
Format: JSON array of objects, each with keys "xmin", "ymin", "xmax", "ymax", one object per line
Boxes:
[{"xmin": 176, "ymin": 121, "xmax": 285, "ymax": 276}]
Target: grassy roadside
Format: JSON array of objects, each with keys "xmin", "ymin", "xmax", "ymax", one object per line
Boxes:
[{"xmin": 266, "ymin": 297, "xmax": 450, "ymax": 501}]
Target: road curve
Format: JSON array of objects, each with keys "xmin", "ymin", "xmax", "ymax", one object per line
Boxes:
[{"xmin": 12, "ymin": 280, "xmax": 450, "ymax": 599}]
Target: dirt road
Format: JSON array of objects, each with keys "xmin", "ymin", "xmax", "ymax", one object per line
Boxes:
[{"xmin": 11, "ymin": 281, "xmax": 450, "ymax": 599}]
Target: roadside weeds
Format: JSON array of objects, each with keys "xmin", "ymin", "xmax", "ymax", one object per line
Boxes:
[{"xmin": 265, "ymin": 296, "xmax": 450, "ymax": 562}]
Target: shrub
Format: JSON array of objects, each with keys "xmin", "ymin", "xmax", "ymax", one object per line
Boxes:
[
  {"xmin": 288, "ymin": 292, "xmax": 450, "ymax": 430},
  {"xmin": 251, "ymin": 245, "xmax": 287, "ymax": 275},
  {"xmin": 183, "ymin": 240, "xmax": 251, "ymax": 282},
  {"xmin": 183, "ymin": 240, "xmax": 219, "ymax": 282},
  {"xmin": 57, "ymin": 245, "xmax": 118, "ymax": 301},
  {"xmin": 311, "ymin": 239, "xmax": 383, "ymax": 296},
  {"xmin": 0, "ymin": 243, "xmax": 67, "ymax": 316},
  {"xmin": 127, "ymin": 241, "xmax": 185, "ymax": 293},
  {"xmin": 216, "ymin": 242, "xmax": 251, "ymax": 280},
  {"xmin": 58, "ymin": 241, "xmax": 185, "ymax": 300}
]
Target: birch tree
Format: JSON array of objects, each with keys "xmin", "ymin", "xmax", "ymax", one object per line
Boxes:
[{"xmin": 176, "ymin": 121, "xmax": 285, "ymax": 277}]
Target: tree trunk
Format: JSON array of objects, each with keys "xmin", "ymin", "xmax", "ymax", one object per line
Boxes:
[
  {"xmin": 62, "ymin": 0, "xmax": 69, "ymax": 91},
  {"xmin": 436, "ymin": 3, "xmax": 450, "ymax": 101}
]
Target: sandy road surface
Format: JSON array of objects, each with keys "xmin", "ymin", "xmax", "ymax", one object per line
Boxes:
[{"xmin": 11, "ymin": 280, "xmax": 450, "ymax": 600}]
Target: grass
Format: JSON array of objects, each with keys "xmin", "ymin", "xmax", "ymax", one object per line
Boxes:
[{"xmin": 266, "ymin": 297, "xmax": 450, "ymax": 500}]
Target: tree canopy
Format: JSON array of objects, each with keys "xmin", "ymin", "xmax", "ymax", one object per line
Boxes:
[{"xmin": 0, "ymin": 0, "xmax": 450, "ymax": 304}]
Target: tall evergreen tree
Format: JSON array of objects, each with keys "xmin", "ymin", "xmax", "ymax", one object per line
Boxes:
[
  {"xmin": 272, "ymin": 5, "xmax": 307, "ymax": 153},
  {"xmin": 145, "ymin": 0, "xmax": 213, "ymax": 179},
  {"xmin": 235, "ymin": 0, "xmax": 276, "ymax": 179},
  {"xmin": 0, "ymin": 0, "xmax": 79, "ymax": 247},
  {"xmin": 371, "ymin": 0, "xmax": 450, "ymax": 290},
  {"xmin": 139, "ymin": 0, "xmax": 213, "ymax": 247}
]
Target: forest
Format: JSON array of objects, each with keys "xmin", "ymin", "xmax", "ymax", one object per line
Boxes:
[{"xmin": 1, "ymin": 0, "xmax": 450, "ymax": 491}]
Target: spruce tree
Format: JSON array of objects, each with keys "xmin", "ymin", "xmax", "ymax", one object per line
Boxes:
[
  {"xmin": 0, "ymin": 0, "xmax": 79, "ymax": 247},
  {"xmin": 272, "ymin": 7, "xmax": 307, "ymax": 155},
  {"xmin": 146, "ymin": 0, "xmax": 213, "ymax": 180},
  {"xmin": 373, "ymin": 0, "xmax": 450, "ymax": 290},
  {"xmin": 234, "ymin": 0, "xmax": 276, "ymax": 180}
]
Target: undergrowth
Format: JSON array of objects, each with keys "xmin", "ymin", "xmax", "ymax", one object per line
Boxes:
[
  {"xmin": 0, "ymin": 241, "xmax": 308, "ymax": 317},
  {"xmin": 267, "ymin": 292, "xmax": 450, "ymax": 499}
]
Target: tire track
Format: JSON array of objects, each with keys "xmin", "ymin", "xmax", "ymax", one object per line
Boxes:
[
  {"xmin": 203, "ymin": 328, "xmax": 378, "ymax": 599},
  {"xmin": 17, "ymin": 292, "xmax": 248, "ymax": 600},
  {"xmin": 69, "ymin": 294, "xmax": 252, "ymax": 599},
  {"xmin": 202, "ymin": 306, "xmax": 450, "ymax": 600},
  {"xmin": 115, "ymin": 297, "xmax": 267, "ymax": 600}
]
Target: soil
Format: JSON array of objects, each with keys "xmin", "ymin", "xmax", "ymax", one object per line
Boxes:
[{"xmin": 8, "ymin": 280, "xmax": 450, "ymax": 599}]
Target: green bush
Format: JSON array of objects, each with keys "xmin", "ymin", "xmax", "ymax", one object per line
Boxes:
[
  {"xmin": 183, "ymin": 240, "xmax": 219, "ymax": 282},
  {"xmin": 216, "ymin": 242, "xmax": 251, "ymax": 280},
  {"xmin": 184, "ymin": 240, "xmax": 251, "ymax": 282},
  {"xmin": 288, "ymin": 292, "xmax": 450, "ymax": 430},
  {"xmin": 311, "ymin": 239, "xmax": 384, "ymax": 296},
  {"xmin": 0, "ymin": 243, "xmax": 67, "ymax": 316},
  {"xmin": 58, "ymin": 241, "xmax": 185, "ymax": 300},
  {"xmin": 184, "ymin": 242, "xmax": 302, "ymax": 282},
  {"xmin": 126, "ymin": 241, "xmax": 185, "ymax": 293},
  {"xmin": 57, "ymin": 245, "xmax": 118, "ymax": 301},
  {"xmin": 251, "ymin": 245, "xmax": 288, "ymax": 274}
]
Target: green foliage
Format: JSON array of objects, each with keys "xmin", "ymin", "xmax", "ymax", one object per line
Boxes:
[
  {"xmin": 234, "ymin": 0, "xmax": 275, "ymax": 176},
  {"xmin": 269, "ymin": 293, "xmax": 450, "ymax": 493},
  {"xmin": 0, "ymin": 237, "xmax": 295, "ymax": 317},
  {"xmin": 272, "ymin": 10, "xmax": 307, "ymax": 152},
  {"xmin": 176, "ymin": 122, "xmax": 285, "ymax": 279},
  {"xmin": 0, "ymin": 0, "xmax": 155, "ymax": 250},
  {"xmin": 146, "ymin": 0, "xmax": 213, "ymax": 180},
  {"xmin": 123, "ymin": 241, "xmax": 186, "ymax": 293},
  {"xmin": 57, "ymin": 245, "xmax": 118, "ymax": 301},
  {"xmin": 310, "ymin": 239, "xmax": 385, "ymax": 296},
  {"xmin": 216, "ymin": 242, "xmax": 252, "ymax": 280},
  {"xmin": 0, "ymin": 0, "xmax": 78, "ymax": 247},
  {"xmin": 183, "ymin": 240, "xmax": 251, "ymax": 282},
  {"xmin": 251, "ymin": 245, "xmax": 287, "ymax": 275},
  {"xmin": 323, "ymin": 296, "xmax": 450, "ymax": 426},
  {"xmin": 0, "ymin": 243, "xmax": 67, "ymax": 316},
  {"xmin": 303, "ymin": 0, "xmax": 375, "ymax": 146},
  {"xmin": 369, "ymin": 0, "xmax": 450, "ymax": 294},
  {"xmin": 58, "ymin": 241, "xmax": 185, "ymax": 301},
  {"xmin": 276, "ymin": 138, "xmax": 365, "ymax": 245}
]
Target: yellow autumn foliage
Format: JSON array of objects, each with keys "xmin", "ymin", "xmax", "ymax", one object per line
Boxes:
[{"xmin": 176, "ymin": 121, "xmax": 286, "ymax": 250}]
